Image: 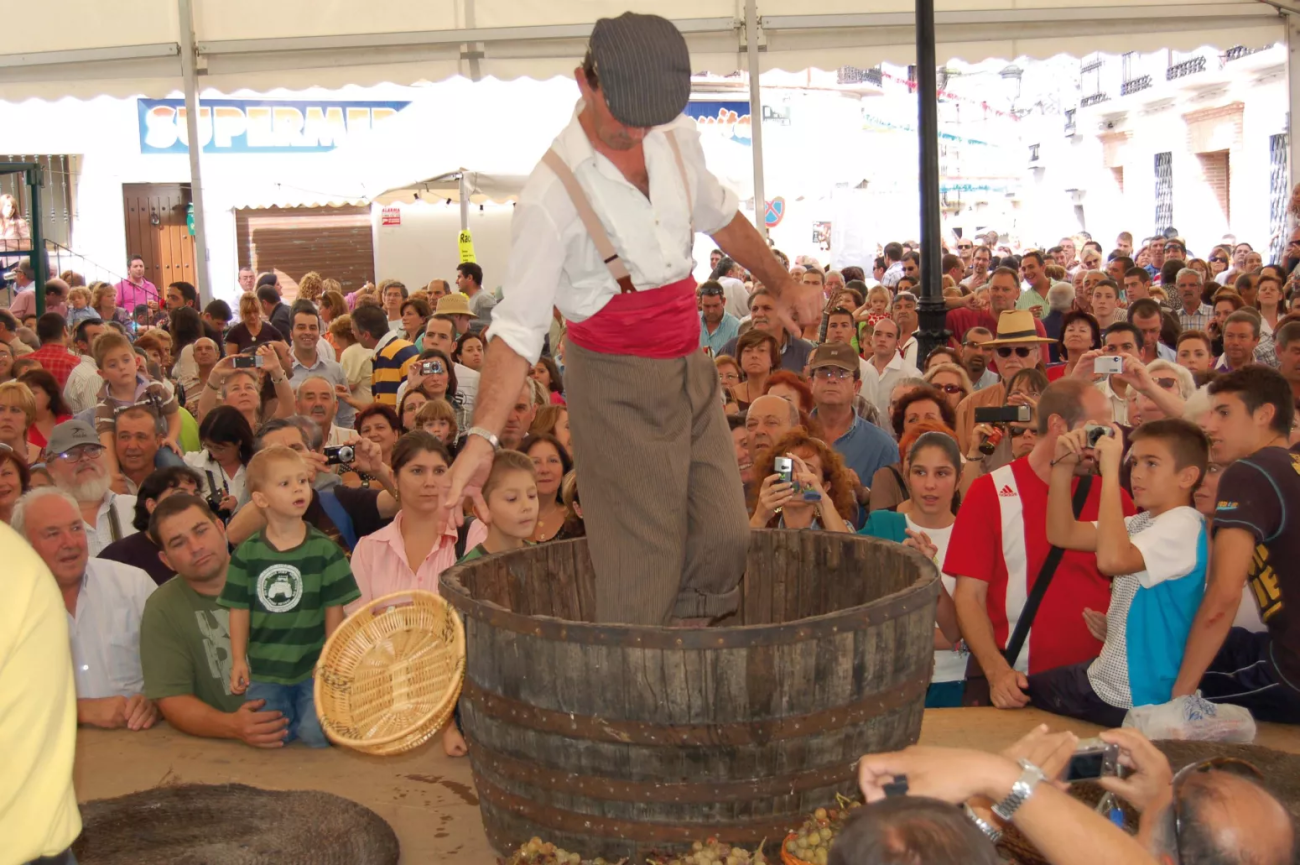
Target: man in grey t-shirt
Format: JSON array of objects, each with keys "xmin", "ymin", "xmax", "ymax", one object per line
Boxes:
[{"xmin": 456, "ymin": 262, "xmax": 495, "ymax": 333}]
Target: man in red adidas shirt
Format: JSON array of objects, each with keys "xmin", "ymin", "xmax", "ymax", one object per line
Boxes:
[{"xmin": 949, "ymin": 378, "xmax": 1135, "ymax": 709}]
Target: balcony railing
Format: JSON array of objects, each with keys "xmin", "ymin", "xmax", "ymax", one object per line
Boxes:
[
  {"xmin": 1225, "ymin": 44, "xmax": 1275, "ymax": 62},
  {"xmin": 838, "ymin": 65, "xmax": 884, "ymax": 87},
  {"xmin": 1121, "ymin": 75, "xmax": 1153, "ymax": 95},
  {"xmin": 1167, "ymin": 56, "xmax": 1207, "ymax": 81},
  {"xmin": 1080, "ymin": 92, "xmax": 1109, "ymax": 107},
  {"xmin": 1064, "ymin": 109, "xmax": 1077, "ymax": 135}
]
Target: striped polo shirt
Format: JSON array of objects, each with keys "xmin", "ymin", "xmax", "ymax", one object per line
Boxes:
[
  {"xmin": 370, "ymin": 330, "xmax": 419, "ymax": 407},
  {"xmin": 218, "ymin": 526, "xmax": 360, "ymax": 685}
]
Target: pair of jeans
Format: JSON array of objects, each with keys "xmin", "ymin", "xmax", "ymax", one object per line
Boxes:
[{"xmin": 246, "ymin": 678, "xmax": 329, "ymax": 747}]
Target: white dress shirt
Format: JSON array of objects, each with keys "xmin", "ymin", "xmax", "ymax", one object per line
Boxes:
[
  {"xmin": 861, "ymin": 353, "xmax": 922, "ymax": 418},
  {"xmin": 1097, "ymin": 377, "xmax": 1131, "ymax": 426},
  {"xmin": 492, "ymin": 103, "xmax": 740, "ymax": 363},
  {"xmin": 63, "ymin": 355, "xmax": 101, "ymax": 414},
  {"xmin": 67, "ymin": 558, "xmax": 156, "ymax": 699},
  {"xmin": 84, "ymin": 491, "xmax": 139, "ymax": 558}
]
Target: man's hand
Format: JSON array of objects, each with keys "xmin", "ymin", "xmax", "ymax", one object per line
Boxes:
[
  {"xmin": 230, "ymin": 699, "xmax": 290, "ymax": 749},
  {"xmin": 858, "ymin": 746, "xmax": 1016, "ymax": 805},
  {"xmin": 1070, "ymin": 349, "xmax": 1103, "ymax": 380},
  {"xmin": 1083, "ymin": 607, "xmax": 1109, "ymax": 642},
  {"xmin": 125, "ymin": 693, "xmax": 159, "ymax": 731},
  {"xmin": 990, "ymin": 666, "xmax": 1031, "ymax": 709},
  {"xmin": 1098, "ymin": 728, "xmax": 1174, "ymax": 813},
  {"xmin": 1054, "ymin": 427, "xmax": 1089, "ymax": 465},
  {"xmin": 774, "ymin": 276, "xmax": 821, "ymax": 340},
  {"xmin": 82, "ymin": 696, "xmax": 130, "ymax": 729},
  {"xmin": 334, "ymin": 384, "xmax": 361, "ymax": 408},
  {"xmin": 442, "ymin": 435, "xmax": 494, "ymax": 528},
  {"xmin": 1094, "ymin": 430, "xmax": 1124, "ymax": 477},
  {"xmin": 1001, "ymin": 723, "xmax": 1078, "ymax": 786}
]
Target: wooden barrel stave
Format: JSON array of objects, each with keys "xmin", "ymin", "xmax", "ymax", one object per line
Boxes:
[{"xmin": 442, "ymin": 532, "xmax": 938, "ymax": 862}]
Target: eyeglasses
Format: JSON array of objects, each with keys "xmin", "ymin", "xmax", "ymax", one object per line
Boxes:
[
  {"xmin": 933, "ymin": 383, "xmax": 966, "ymax": 395},
  {"xmin": 1210, "ymin": 257, "xmax": 1228, "ymax": 264},
  {"xmin": 1173, "ymin": 757, "xmax": 1263, "ymax": 865},
  {"xmin": 995, "ymin": 346, "xmax": 1034, "ymax": 358},
  {"xmin": 1009, "ymin": 425, "xmax": 1036, "ymax": 438},
  {"xmin": 1153, "ymin": 377, "xmax": 1179, "ymax": 390},
  {"xmin": 812, "ymin": 367, "xmax": 853, "ymax": 382},
  {"xmin": 699, "ymin": 286, "xmax": 725, "ymax": 297},
  {"xmin": 53, "ymin": 445, "xmax": 104, "ymax": 463}
]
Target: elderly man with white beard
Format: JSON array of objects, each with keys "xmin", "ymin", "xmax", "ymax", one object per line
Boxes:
[{"xmin": 46, "ymin": 420, "xmax": 138, "ymax": 555}]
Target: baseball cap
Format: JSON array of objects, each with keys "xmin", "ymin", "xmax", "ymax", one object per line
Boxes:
[
  {"xmin": 808, "ymin": 342, "xmax": 858, "ymax": 372},
  {"xmin": 589, "ymin": 13, "xmax": 692, "ymax": 128},
  {"xmin": 46, "ymin": 420, "xmax": 99, "ymax": 456}
]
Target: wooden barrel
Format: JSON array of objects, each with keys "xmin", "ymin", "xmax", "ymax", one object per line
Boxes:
[{"xmin": 440, "ymin": 529, "xmax": 938, "ymax": 863}]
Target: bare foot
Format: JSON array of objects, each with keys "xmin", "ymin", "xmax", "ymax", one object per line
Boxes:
[{"xmin": 442, "ymin": 724, "xmax": 468, "ymax": 757}]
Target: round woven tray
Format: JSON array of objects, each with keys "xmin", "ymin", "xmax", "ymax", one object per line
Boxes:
[
  {"xmin": 71, "ymin": 783, "xmax": 399, "ymax": 865},
  {"xmin": 315, "ymin": 589, "xmax": 465, "ymax": 755},
  {"xmin": 998, "ymin": 740, "xmax": 1300, "ymax": 865}
]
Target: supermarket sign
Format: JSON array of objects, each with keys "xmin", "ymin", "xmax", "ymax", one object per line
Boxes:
[{"xmin": 138, "ymin": 98, "xmax": 410, "ymax": 154}]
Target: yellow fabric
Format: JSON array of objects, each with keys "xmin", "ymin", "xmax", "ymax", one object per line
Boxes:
[{"xmin": 0, "ymin": 523, "xmax": 81, "ymax": 862}]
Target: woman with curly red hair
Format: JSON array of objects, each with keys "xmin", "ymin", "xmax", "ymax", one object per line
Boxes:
[
  {"xmin": 748, "ymin": 430, "xmax": 855, "ymax": 532},
  {"xmin": 761, "ymin": 370, "xmax": 814, "ymax": 416}
]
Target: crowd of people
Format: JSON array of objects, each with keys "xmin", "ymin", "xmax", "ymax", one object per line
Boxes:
[{"xmin": 6, "ymin": 222, "xmax": 1300, "ymax": 865}]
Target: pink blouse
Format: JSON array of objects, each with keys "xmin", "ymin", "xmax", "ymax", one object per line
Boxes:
[{"xmin": 345, "ymin": 510, "xmax": 487, "ymax": 615}]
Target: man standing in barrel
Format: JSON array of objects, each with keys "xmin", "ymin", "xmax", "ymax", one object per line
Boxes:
[{"xmin": 445, "ymin": 13, "xmax": 815, "ymax": 626}]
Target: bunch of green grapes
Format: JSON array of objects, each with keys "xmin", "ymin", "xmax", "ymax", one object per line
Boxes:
[
  {"xmin": 783, "ymin": 802, "xmax": 863, "ymax": 865},
  {"xmin": 506, "ymin": 837, "xmax": 620, "ymax": 865},
  {"xmin": 648, "ymin": 837, "xmax": 769, "ymax": 865}
]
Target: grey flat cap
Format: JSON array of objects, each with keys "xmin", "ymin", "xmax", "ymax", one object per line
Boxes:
[
  {"xmin": 590, "ymin": 13, "xmax": 691, "ymax": 128},
  {"xmin": 46, "ymin": 420, "xmax": 99, "ymax": 457}
]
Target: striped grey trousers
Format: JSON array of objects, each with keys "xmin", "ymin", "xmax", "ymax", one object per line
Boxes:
[{"xmin": 564, "ymin": 342, "xmax": 750, "ymax": 625}]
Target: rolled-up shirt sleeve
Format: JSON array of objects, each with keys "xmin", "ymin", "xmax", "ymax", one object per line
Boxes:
[
  {"xmin": 676, "ymin": 122, "xmax": 740, "ymax": 236},
  {"xmin": 489, "ymin": 189, "xmax": 566, "ymax": 364}
]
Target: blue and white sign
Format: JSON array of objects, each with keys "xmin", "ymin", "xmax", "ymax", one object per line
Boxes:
[
  {"xmin": 686, "ymin": 100, "xmax": 752, "ymax": 146},
  {"xmin": 138, "ymin": 98, "xmax": 411, "ymax": 154}
]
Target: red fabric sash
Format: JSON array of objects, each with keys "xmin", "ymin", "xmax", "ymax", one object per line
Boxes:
[{"xmin": 567, "ymin": 276, "xmax": 700, "ymax": 359}]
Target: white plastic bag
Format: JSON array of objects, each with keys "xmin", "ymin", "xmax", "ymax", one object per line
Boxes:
[{"xmin": 1123, "ymin": 695, "xmax": 1256, "ymax": 743}]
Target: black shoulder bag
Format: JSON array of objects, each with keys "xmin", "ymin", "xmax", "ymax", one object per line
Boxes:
[{"xmin": 962, "ymin": 475, "xmax": 1093, "ymax": 706}]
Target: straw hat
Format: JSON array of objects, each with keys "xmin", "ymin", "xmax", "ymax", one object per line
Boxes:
[
  {"xmin": 983, "ymin": 309, "xmax": 1057, "ymax": 346},
  {"xmin": 434, "ymin": 293, "xmax": 472, "ymax": 317}
]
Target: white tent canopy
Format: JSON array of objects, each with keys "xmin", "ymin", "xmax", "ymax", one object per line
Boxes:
[{"xmin": 2, "ymin": 0, "xmax": 1290, "ymax": 101}]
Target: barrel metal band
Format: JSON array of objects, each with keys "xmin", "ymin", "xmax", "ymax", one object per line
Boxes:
[
  {"xmin": 468, "ymin": 744, "xmax": 859, "ymax": 803},
  {"xmin": 442, "ymin": 575, "xmax": 939, "ymax": 650},
  {"xmin": 475, "ymin": 772, "xmax": 830, "ymax": 845},
  {"xmin": 460, "ymin": 674, "xmax": 926, "ymax": 746}
]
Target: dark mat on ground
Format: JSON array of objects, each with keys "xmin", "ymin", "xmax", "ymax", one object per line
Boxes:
[
  {"xmin": 999, "ymin": 740, "xmax": 1300, "ymax": 865},
  {"xmin": 71, "ymin": 783, "xmax": 400, "ymax": 865}
]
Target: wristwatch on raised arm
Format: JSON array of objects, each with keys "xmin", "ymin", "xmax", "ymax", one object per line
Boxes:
[
  {"xmin": 963, "ymin": 803, "xmax": 1003, "ymax": 843},
  {"xmin": 992, "ymin": 759, "xmax": 1047, "ymax": 822},
  {"xmin": 465, "ymin": 426, "xmax": 501, "ymax": 451}
]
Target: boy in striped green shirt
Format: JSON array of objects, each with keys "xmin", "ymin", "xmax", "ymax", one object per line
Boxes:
[{"xmin": 219, "ymin": 445, "xmax": 359, "ymax": 747}]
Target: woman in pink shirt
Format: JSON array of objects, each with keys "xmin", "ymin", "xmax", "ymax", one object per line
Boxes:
[{"xmin": 346, "ymin": 431, "xmax": 486, "ymax": 615}]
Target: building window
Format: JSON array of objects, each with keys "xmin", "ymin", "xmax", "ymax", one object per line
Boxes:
[
  {"xmin": 1268, "ymin": 134, "xmax": 1289, "ymax": 264},
  {"xmin": 0, "ymin": 154, "xmax": 76, "ymax": 249},
  {"xmin": 1154, "ymin": 152, "xmax": 1174, "ymax": 235}
]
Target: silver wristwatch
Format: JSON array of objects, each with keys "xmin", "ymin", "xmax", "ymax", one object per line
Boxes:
[
  {"xmin": 963, "ymin": 803, "xmax": 1003, "ymax": 843},
  {"xmin": 465, "ymin": 426, "xmax": 501, "ymax": 450},
  {"xmin": 992, "ymin": 759, "xmax": 1046, "ymax": 822}
]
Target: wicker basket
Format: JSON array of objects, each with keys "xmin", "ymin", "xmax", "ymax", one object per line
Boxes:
[{"xmin": 315, "ymin": 590, "xmax": 465, "ymax": 755}]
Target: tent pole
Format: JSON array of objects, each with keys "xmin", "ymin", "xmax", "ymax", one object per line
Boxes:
[
  {"xmin": 745, "ymin": 0, "xmax": 767, "ymax": 238},
  {"xmin": 178, "ymin": 0, "xmax": 212, "ymax": 303},
  {"xmin": 914, "ymin": 0, "xmax": 946, "ymax": 362},
  {"xmin": 459, "ymin": 173, "xmax": 469, "ymax": 231},
  {"xmin": 1289, "ymin": 14, "xmax": 1300, "ymax": 207}
]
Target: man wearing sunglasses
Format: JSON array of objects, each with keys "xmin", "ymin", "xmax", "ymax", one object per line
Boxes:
[
  {"xmin": 953, "ymin": 308, "xmax": 1055, "ymax": 453},
  {"xmin": 46, "ymin": 420, "xmax": 139, "ymax": 557}
]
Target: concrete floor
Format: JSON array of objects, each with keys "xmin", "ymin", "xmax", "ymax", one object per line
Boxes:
[{"xmin": 73, "ymin": 709, "xmax": 1300, "ymax": 864}]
